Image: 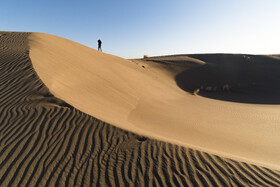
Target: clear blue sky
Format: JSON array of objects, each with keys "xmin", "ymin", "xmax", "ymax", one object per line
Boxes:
[{"xmin": 1, "ymin": 0, "xmax": 280, "ymax": 58}]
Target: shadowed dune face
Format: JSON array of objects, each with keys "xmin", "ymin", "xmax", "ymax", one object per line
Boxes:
[
  {"xmin": 2, "ymin": 32, "xmax": 280, "ymax": 186},
  {"xmin": 175, "ymin": 54, "xmax": 280, "ymax": 104}
]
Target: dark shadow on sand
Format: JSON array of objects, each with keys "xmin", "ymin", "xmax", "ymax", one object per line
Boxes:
[{"xmin": 175, "ymin": 54, "xmax": 280, "ymax": 104}]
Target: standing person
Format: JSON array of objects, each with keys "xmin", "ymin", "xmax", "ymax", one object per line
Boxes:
[{"xmin": 98, "ymin": 39, "xmax": 102, "ymax": 52}]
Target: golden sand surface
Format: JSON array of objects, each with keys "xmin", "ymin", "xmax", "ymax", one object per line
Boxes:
[
  {"xmin": 0, "ymin": 31, "xmax": 280, "ymax": 186},
  {"xmin": 30, "ymin": 33, "xmax": 280, "ymax": 169}
]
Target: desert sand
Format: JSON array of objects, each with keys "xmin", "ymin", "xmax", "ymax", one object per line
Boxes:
[{"xmin": 1, "ymin": 31, "xmax": 280, "ymax": 186}]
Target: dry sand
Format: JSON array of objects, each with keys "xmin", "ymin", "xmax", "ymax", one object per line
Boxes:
[
  {"xmin": 29, "ymin": 33, "xmax": 280, "ymax": 169},
  {"xmin": 1, "ymin": 31, "xmax": 280, "ymax": 186}
]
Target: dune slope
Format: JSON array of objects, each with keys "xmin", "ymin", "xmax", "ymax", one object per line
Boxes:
[
  {"xmin": 29, "ymin": 33, "xmax": 280, "ymax": 170},
  {"xmin": 1, "ymin": 32, "xmax": 280, "ymax": 186}
]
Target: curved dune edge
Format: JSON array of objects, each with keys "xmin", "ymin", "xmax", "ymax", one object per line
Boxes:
[
  {"xmin": 1, "ymin": 31, "xmax": 280, "ymax": 186},
  {"xmin": 29, "ymin": 32, "xmax": 280, "ymax": 170}
]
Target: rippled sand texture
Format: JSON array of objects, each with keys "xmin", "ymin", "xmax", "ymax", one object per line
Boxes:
[{"xmin": 0, "ymin": 32, "xmax": 280, "ymax": 186}]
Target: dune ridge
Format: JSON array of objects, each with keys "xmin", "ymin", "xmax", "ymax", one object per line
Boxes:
[{"xmin": 1, "ymin": 32, "xmax": 280, "ymax": 186}]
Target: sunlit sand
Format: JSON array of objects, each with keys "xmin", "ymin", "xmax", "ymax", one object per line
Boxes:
[{"xmin": 1, "ymin": 31, "xmax": 280, "ymax": 186}]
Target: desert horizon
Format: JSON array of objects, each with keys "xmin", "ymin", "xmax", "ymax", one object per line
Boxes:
[{"xmin": 1, "ymin": 31, "xmax": 280, "ymax": 186}]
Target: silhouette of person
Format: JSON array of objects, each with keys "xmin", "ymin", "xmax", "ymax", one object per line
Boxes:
[{"xmin": 98, "ymin": 39, "xmax": 102, "ymax": 52}]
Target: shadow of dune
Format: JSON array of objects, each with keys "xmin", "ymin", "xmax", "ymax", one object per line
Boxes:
[{"xmin": 175, "ymin": 54, "xmax": 280, "ymax": 104}]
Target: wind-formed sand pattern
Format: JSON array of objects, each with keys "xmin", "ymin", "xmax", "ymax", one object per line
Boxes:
[{"xmin": 1, "ymin": 32, "xmax": 280, "ymax": 186}]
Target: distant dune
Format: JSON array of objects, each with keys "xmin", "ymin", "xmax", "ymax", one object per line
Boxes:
[{"xmin": 1, "ymin": 31, "xmax": 280, "ymax": 186}]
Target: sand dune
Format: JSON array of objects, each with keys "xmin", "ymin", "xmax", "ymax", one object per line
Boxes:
[
  {"xmin": 1, "ymin": 31, "xmax": 280, "ymax": 186},
  {"xmin": 29, "ymin": 33, "xmax": 280, "ymax": 170}
]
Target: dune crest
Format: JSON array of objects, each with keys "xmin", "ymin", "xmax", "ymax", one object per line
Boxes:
[{"xmin": 29, "ymin": 33, "xmax": 280, "ymax": 170}]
